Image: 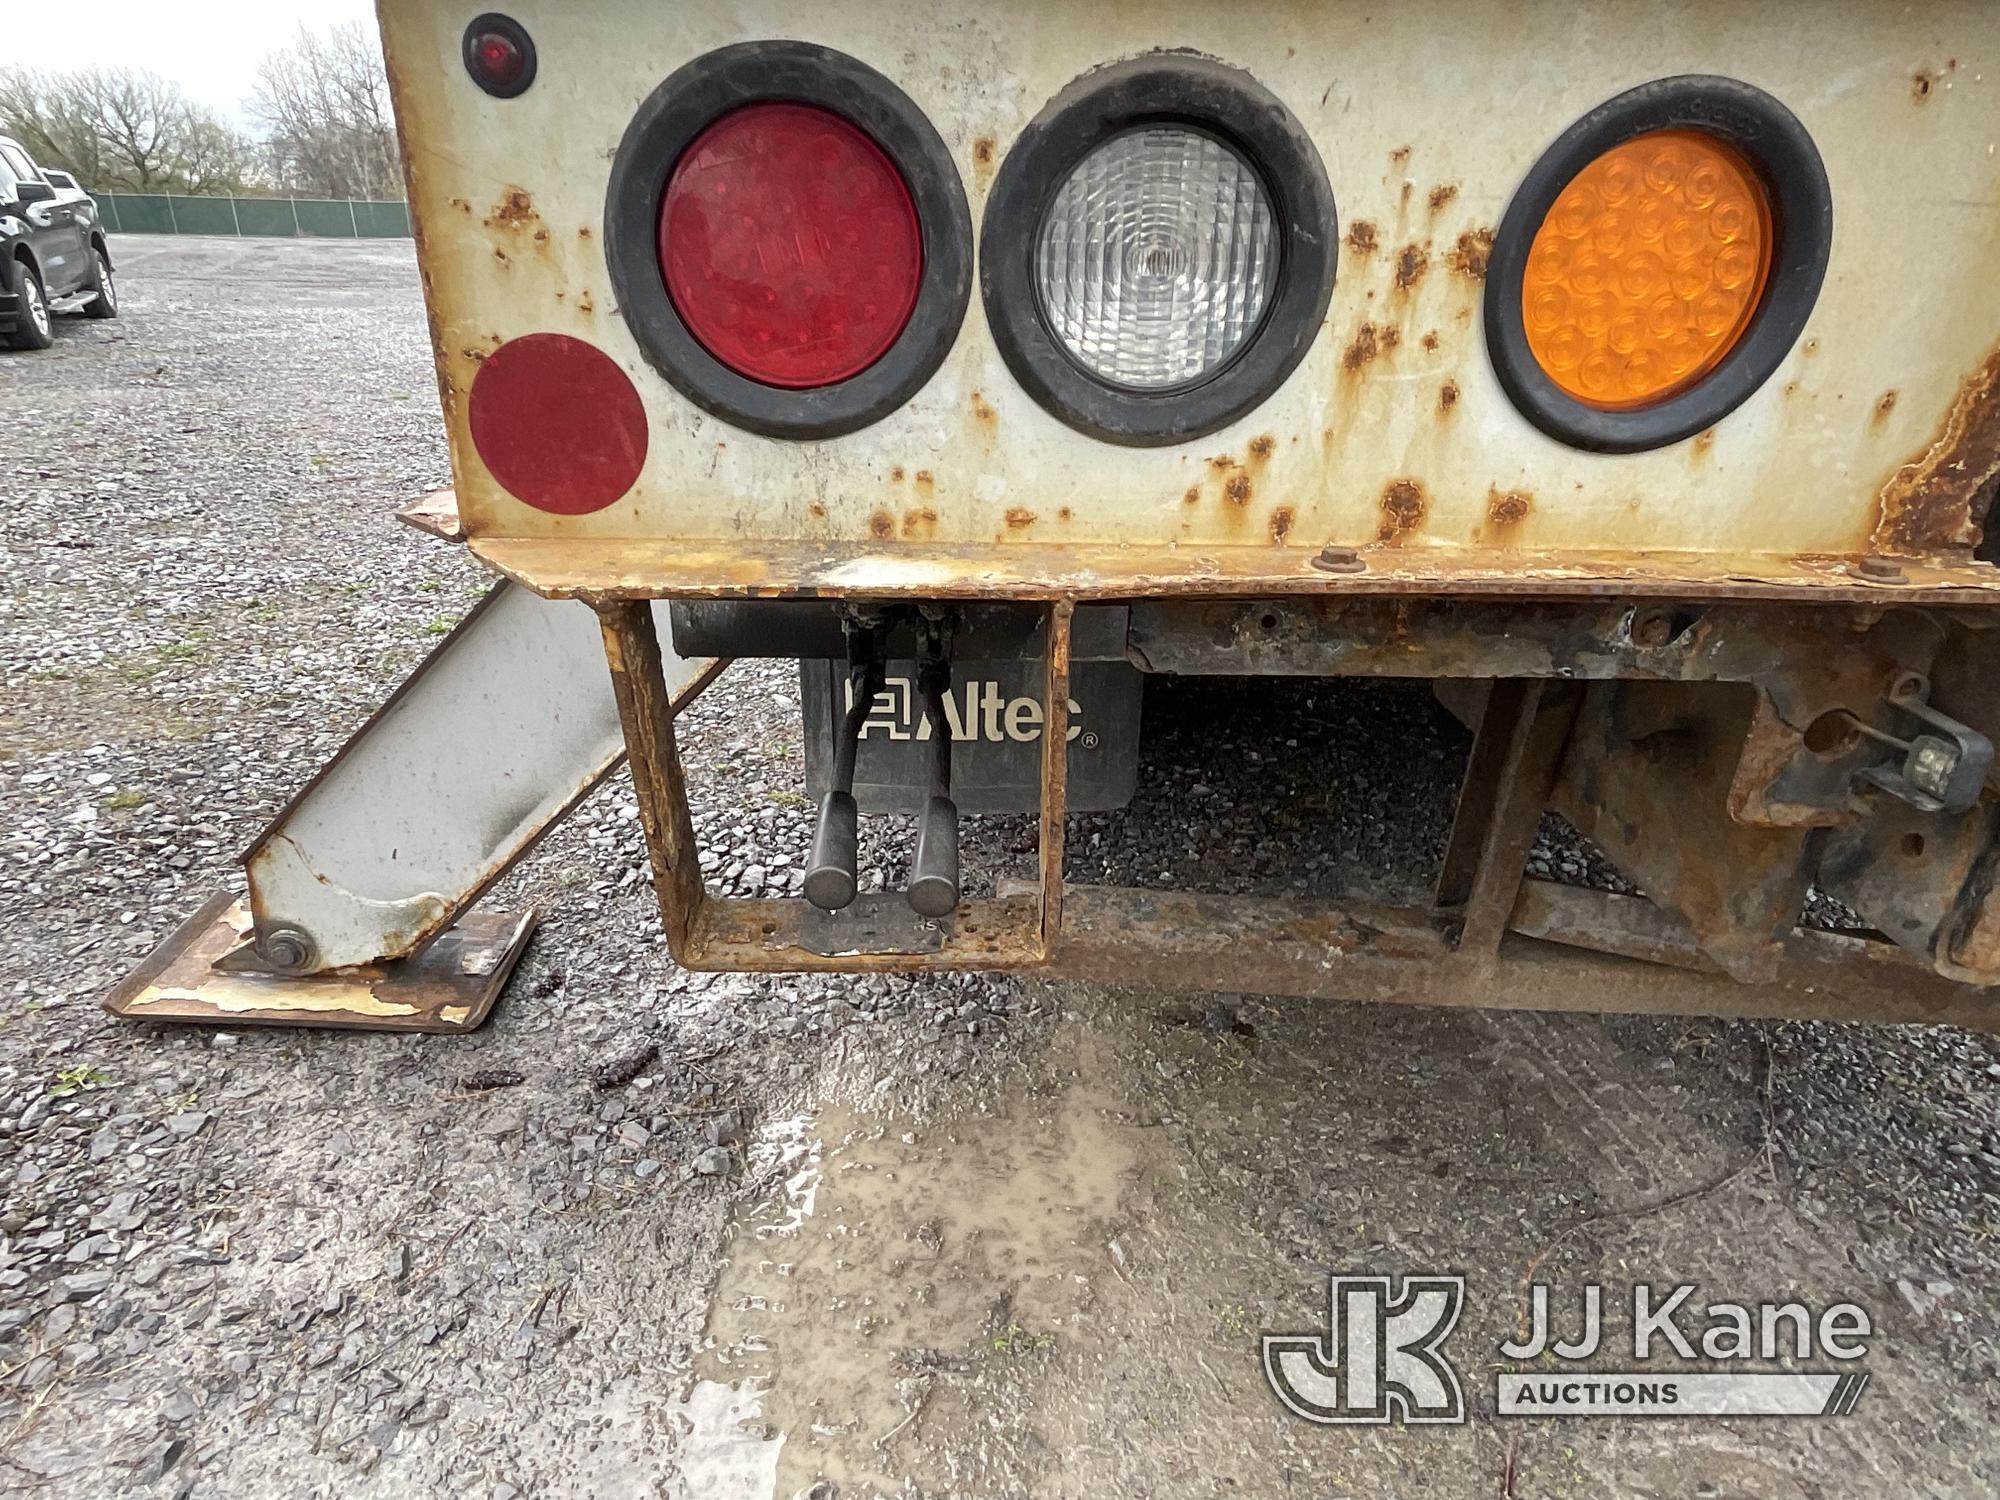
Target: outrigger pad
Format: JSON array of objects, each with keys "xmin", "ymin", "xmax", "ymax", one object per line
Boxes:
[{"xmin": 103, "ymin": 893, "xmax": 536, "ymax": 1033}]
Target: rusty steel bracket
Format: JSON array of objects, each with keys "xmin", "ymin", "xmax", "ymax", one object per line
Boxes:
[
  {"xmin": 105, "ymin": 566, "xmax": 726, "ymax": 1032},
  {"xmin": 106, "ymin": 893, "xmax": 535, "ymax": 1033},
  {"xmin": 233, "ymin": 581, "xmax": 722, "ymax": 975},
  {"xmin": 596, "ymin": 594, "xmax": 1999, "ymax": 1031},
  {"xmin": 1434, "ymin": 678, "xmax": 1582, "ymax": 957},
  {"xmin": 599, "ymin": 597, "xmax": 1062, "ymax": 973},
  {"xmin": 1852, "ymin": 672, "xmax": 1994, "ymax": 815}
]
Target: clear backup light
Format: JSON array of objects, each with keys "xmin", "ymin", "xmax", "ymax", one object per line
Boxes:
[{"xmin": 1035, "ymin": 127, "xmax": 1279, "ymax": 390}]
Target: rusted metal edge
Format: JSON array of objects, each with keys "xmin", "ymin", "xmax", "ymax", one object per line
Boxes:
[
  {"xmin": 689, "ymin": 894, "xmax": 1045, "ymax": 971},
  {"xmin": 1436, "ymin": 679, "xmax": 1582, "ymax": 954},
  {"xmin": 396, "ymin": 488, "xmax": 464, "ymax": 542},
  {"xmin": 646, "ymin": 879, "xmax": 1998, "ymax": 1030},
  {"xmin": 1038, "ymin": 602, "xmax": 1075, "ymax": 954},
  {"xmin": 469, "ymin": 537, "xmax": 2000, "ymax": 607},
  {"xmin": 104, "ymin": 896, "xmax": 536, "ymax": 1033},
  {"xmin": 1874, "ymin": 346, "xmax": 2000, "ymax": 556},
  {"xmin": 1052, "ymin": 885, "xmax": 1997, "ymax": 1031},
  {"xmin": 1509, "ymin": 879, "xmax": 1993, "ymax": 1026},
  {"xmin": 598, "ymin": 601, "xmax": 708, "ymax": 956}
]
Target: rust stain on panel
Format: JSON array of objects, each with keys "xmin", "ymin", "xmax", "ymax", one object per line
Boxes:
[
  {"xmin": 1004, "ymin": 506, "xmax": 1038, "ymax": 531},
  {"xmin": 1872, "ymin": 390, "xmax": 1898, "ymax": 427},
  {"xmin": 1427, "ymin": 183, "xmax": 1459, "ymax": 215},
  {"xmin": 1394, "ymin": 241, "xmax": 1430, "ymax": 291},
  {"xmin": 1269, "ymin": 506, "xmax": 1296, "ymax": 544},
  {"xmin": 1873, "ymin": 345, "xmax": 2000, "ymax": 554},
  {"xmin": 483, "ymin": 186, "xmax": 538, "ymax": 232},
  {"xmin": 1344, "ymin": 322, "xmax": 1400, "ymax": 372},
  {"xmin": 868, "ymin": 509, "xmax": 895, "ymax": 540},
  {"xmin": 971, "ymin": 390, "xmax": 998, "ymax": 432},
  {"xmin": 1346, "ymin": 220, "xmax": 1378, "ymax": 255},
  {"xmin": 1224, "ymin": 473, "xmax": 1252, "ymax": 505},
  {"xmin": 1447, "ymin": 228, "xmax": 1494, "ymax": 280},
  {"xmin": 1439, "ymin": 380, "xmax": 1460, "ymax": 415},
  {"xmin": 902, "ymin": 507, "xmax": 938, "ymax": 540},
  {"xmin": 1377, "ymin": 479, "xmax": 1428, "ymax": 543},
  {"xmin": 1485, "ymin": 487, "xmax": 1532, "ymax": 533}
]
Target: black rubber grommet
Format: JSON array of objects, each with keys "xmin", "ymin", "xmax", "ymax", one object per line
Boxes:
[
  {"xmin": 604, "ymin": 42, "xmax": 973, "ymax": 441},
  {"xmin": 462, "ymin": 14, "xmax": 536, "ymax": 100},
  {"xmin": 980, "ymin": 54, "xmax": 1337, "ymax": 448},
  {"xmin": 1484, "ymin": 75, "xmax": 1833, "ymax": 454}
]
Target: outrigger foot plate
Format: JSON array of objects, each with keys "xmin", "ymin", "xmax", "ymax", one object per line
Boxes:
[{"xmin": 104, "ymin": 893, "xmax": 536, "ymax": 1034}]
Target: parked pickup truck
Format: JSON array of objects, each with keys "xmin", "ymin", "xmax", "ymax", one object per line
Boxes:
[{"xmin": 1, "ymin": 134, "xmax": 116, "ymax": 350}]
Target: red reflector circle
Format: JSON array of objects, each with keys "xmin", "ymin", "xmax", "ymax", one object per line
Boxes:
[
  {"xmin": 468, "ymin": 333, "xmax": 648, "ymax": 515},
  {"xmin": 660, "ymin": 102, "xmax": 923, "ymax": 389}
]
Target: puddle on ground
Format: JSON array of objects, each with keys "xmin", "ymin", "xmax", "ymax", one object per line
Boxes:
[{"xmin": 672, "ymin": 1045, "xmax": 1140, "ymax": 1498}]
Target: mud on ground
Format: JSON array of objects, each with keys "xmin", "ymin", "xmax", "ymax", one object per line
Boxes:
[{"xmin": 2, "ymin": 238, "xmax": 1998, "ymax": 1499}]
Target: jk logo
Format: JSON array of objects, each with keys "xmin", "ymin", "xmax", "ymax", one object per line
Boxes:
[{"xmin": 1262, "ymin": 1275, "xmax": 1467, "ymax": 1425}]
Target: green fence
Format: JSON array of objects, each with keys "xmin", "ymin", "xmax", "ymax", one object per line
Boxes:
[{"xmin": 93, "ymin": 192, "xmax": 412, "ymax": 239}]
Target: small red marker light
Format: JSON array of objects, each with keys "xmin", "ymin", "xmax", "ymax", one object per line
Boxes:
[
  {"xmin": 468, "ymin": 334, "xmax": 648, "ymax": 515},
  {"xmin": 462, "ymin": 15, "xmax": 535, "ymax": 98},
  {"xmin": 475, "ymin": 35, "xmax": 522, "ymax": 87}
]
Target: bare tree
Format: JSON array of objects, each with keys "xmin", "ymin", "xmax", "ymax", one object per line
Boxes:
[
  {"xmin": 0, "ymin": 68, "xmax": 114, "ymax": 184},
  {"xmin": 0, "ymin": 67, "xmax": 254, "ymax": 193},
  {"xmin": 251, "ymin": 23, "xmax": 401, "ymax": 200},
  {"xmin": 178, "ymin": 117, "xmax": 260, "ymax": 196}
]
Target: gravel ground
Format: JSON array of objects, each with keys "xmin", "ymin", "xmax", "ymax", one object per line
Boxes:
[{"xmin": 2, "ymin": 237, "xmax": 1998, "ymax": 1498}]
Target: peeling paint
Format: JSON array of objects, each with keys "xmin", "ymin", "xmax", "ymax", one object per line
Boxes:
[{"xmin": 1875, "ymin": 345, "xmax": 2000, "ymax": 554}]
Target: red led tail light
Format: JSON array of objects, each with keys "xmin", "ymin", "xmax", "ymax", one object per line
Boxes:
[{"xmin": 658, "ymin": 103, "xmax": 923, "ymax": 390}]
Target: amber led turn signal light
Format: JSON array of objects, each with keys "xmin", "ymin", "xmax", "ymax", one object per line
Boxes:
[{"xmin": 1522, "ymin": 129, "xmax": 1772, "ymax": 412}]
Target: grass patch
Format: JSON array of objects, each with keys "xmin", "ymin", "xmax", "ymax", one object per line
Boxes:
[
  {"xmin": 49, "ymin": 1064, "xmax": 116, "ymax": 1097},
  {"xmin": 988, "ymin": 1323, "xmax": 1055, "ymax": 1357}
]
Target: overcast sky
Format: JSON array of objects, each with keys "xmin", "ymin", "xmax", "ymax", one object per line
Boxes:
[{"xmin": 19, "ymin": 0, "xmax": 381, "ymax": 124}]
